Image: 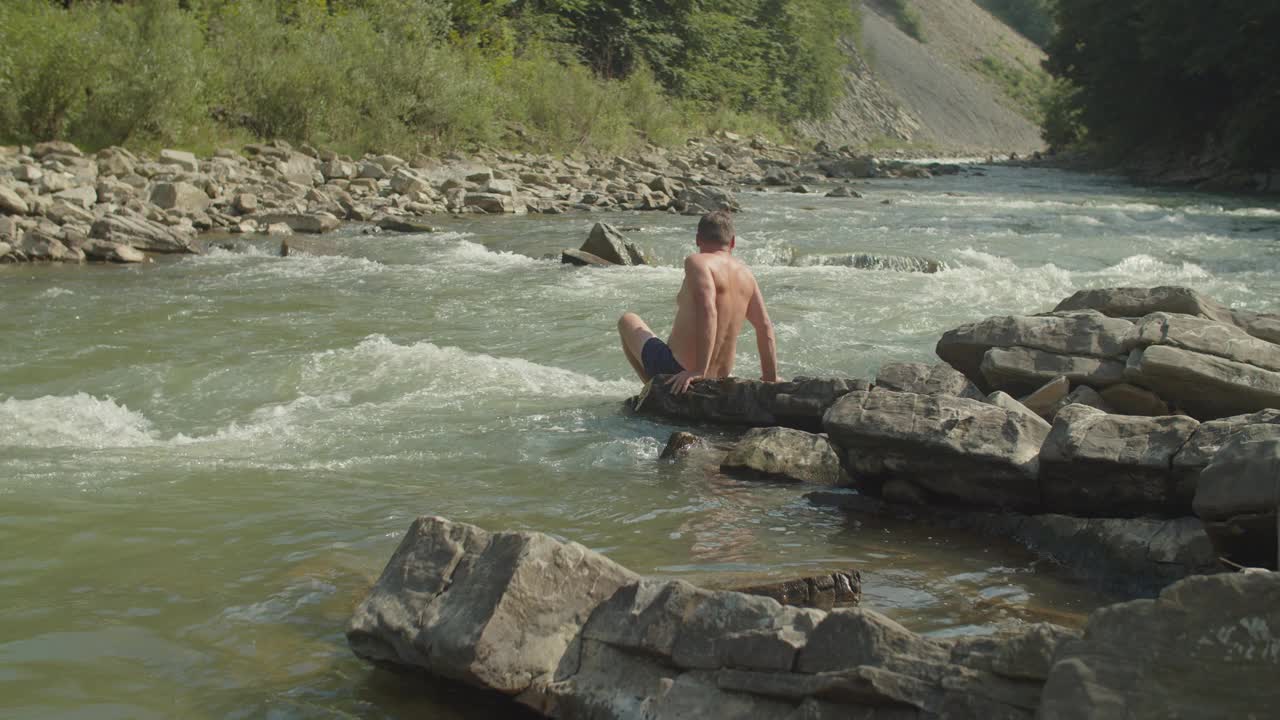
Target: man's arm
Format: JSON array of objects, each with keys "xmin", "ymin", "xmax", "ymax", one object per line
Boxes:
[
  {"xmin": 668, "ymin": 256, "xmax": 716, "ymax": 394},
  {"xmin": 746, "ymin": 279, "xmax": 778, "ymax": 382}
]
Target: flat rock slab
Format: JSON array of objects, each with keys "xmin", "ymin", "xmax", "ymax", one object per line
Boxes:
[
  {"xmin": 823, "ymin": 388, "xmax": 1048, "ymax": 511},
  {"xmin": 1125, "ymin": 344, "xmax": 1280, "ymax": 419},
  {"xmin": 874, "ymin": 361, "xmax": 984, "ymax": 399},
  {"xmin": 936, "ymin": 312, "xmax": 1136, "ymax": 388},
  {"xmin": 1040, "ymin": 571, "xmax": 1280, "ymax": 720},
  {"xmin": 1136, "ymin": 312, "xmax": 1280, "ymax": 372},
  {"xmin": 1040, "ymin": 405, "xmax": 1200, "ymax": 518},
  {"xmin": 981, "ymin": 346, "xmax": 1126, "ymax": 395},
  {"xmin": 721, "ymin": 427, "xmax": 847, "ymax": 485},
  {"xmin": 631, "ymin": 376, "xmax": 868, "ymax": 432},
  {"xmin": 1053, "ymin": 285, "xmax": 1235, "ymax": 325},
  {"xmin": 1193, "ymin": 424, "xmax": 1280, "ymax": 568}
]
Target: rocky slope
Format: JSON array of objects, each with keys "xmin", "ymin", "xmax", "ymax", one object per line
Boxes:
[{"xmin": 800, "ymin": 0, "xmax": 1048, "ymax": 154}]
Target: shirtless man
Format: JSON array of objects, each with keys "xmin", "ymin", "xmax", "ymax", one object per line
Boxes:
[{"xmin": 617, "ymin": 210, "xmax": 778, "ymax": 394}]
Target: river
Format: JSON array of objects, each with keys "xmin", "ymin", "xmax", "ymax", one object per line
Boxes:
[{"xmin": 3, "ymin": 165, "xmax": 1278, "ymax": 718}]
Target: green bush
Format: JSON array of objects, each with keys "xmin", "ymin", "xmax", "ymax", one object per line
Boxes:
[{"xmin": 881, "ymin": 0, "xmax": 925, "ymax": 42}]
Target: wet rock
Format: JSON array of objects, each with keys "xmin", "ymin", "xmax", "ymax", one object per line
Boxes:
[
  {"xmin": 1124, "ymin": 344, "xmax": 1280, "ymax": 419},
  {"xmin": 90, "ymin": 212, "xmax": 199, "ymax": 253},
  {"xmin": 253, "ymin": 212, "xmax": 340, "ymax": 234},
  {"xmin": 823, "ymin": 388, "xmax": 1049, "ymax": 511},
  {"xmin": 265, "ymin": 222, "xmax": 293, "ymax": 236},
  {"xmin": 559, "ymin": 249, "xmax": 612, "ymax": 267},
  {"xmin": 677, "ymin": 186, "xmax": 738, "ymax": 214},
  {"xmin": 817, "ymin": 156, "xmax": 878, "ymax": 178},
  {"xmin": 659, "ymin": 431, "xmax": 709, "ymax": 459},
  {"xmin": 82, "ymin": 238, "xmax": 147, "ymax": 263},
  {"xmin": 1040, "ymin": 405, "xmax": 1200, "ymax": 517},
  {"xmin": 1053, "ymin": 285, "xmax": 1235, "ymax": 325},
  {"xmin": 1193, "ymin": 424, "xmax": 1280, "ymax": 569},
  {"xmin": 725, "ymin": 570, "xmax": 861, "ymax": 610},
  {"xmin": 376, "ymin": 216, "xmax": 437, "ymax": 233},
  {"xmin": 874, "ymin": 361, "xmax": 985, "ymax": 399},
  {"xmin": 1040, "ymin": 571, "xmax": 1280, "ymax": 719},
  {"xmin": 1099, "ymin": 383, "xmax": 1171, "ymax": 416},
  {"xmin": 720, "ymin": 427, "xmax": 847, "ymax": 485},
  {"xmin": 823, "ymin": 186, "xmax": 863, "ymax": 198},
  {"xmin": 632, "ymin": 376, "xmax": 869, "ymax": 432},
  {"xmin": 579, "ymin": 222, "xmax": 646, "ymax": 266},
  {"xmin": 937, "ymin": 312, "xmax": 1137, "ymax": 389},
  {"xmin": 466, "ymin": 192, "xmax": 526, "ymax": 214},
  {"xmin": 791, "ymin": 253, "xmax": 945, "ymax": 273},
  {"xmin": 980, "ymin": 346, "xmax": 1127, "ymax": 395},
  {"xmin": 150, "ymin": 181, "xmax": 209, "ymax": 213}
]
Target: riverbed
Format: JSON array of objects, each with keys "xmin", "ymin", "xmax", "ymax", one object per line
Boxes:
[{"xmin": 3, "ymin": 165, "xmax": 1279, "ymax": 718}]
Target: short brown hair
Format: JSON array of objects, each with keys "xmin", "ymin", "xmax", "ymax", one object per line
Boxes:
[{"xmin": 697, "ymin": 210, "xmax": 735, "ymax": 247}]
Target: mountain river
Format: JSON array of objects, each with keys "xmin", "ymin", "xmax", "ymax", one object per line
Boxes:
[{"xmin": 3, "ymin": 165, "xmax": 1279, "ymax": 718}]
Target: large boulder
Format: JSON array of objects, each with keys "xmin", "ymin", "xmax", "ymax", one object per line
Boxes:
[
  {"xmin": 631, "ymin": 376, "xmax": 868, "ymax": 432},
  {"xmin": 578, "ymin": 222, "xmax": 647, "ymax": 266},
  {"xmin": 1039, "ymin": 405, "xmax": 1201, "ymax": 517},
  {"xmin": 1193, "ymin": 424, "xmax": 1280, "ymax": 569},
  {"xmin": 1124, "ymin": 344, "xmax": 1280, "ymax": 419},
  {"xmin": 0, "ymin": 185, "xmax": 29, "ymax": 215},
  {"xmin": 466, "ymin": 192, "xmax": 527, "ymax": 214},
  {"xmin": 677, "ymin": 186, "xmax": 738, "ymax": 214},
  {"xmin": 936, "ymin": 312, "xmax": 1136, "ymax": 389},
  {"xmin": 252, "ymin": 212, "xmax": 340, "ymax": 234},
  {"xmin": 350, "ymin": 516, "xmax": 1074, "ymax": 719},
  {"xmin": 149, "ymin": 181, "xmax": 210, "ymax": 213},
  {"xmin": 873, "ymin": 361, "xmax": 984, "ymax": 399},
  {"xmin": 720, "ymin": 427, "xmax": 847, "ymax": 485},
  {"xmin": 157, "ymin": 148, "xmax": 200, "ymax": 173},
  {"xmin": 1053, "ymin": 285, "xmax": 1235, "ymax": 325},
  {"xmin": 1232, "ymin": 309, "xmax": 1280, "ymax": 345},
  {"xmin": 980, "ymin": 346, "xmax": 1127, "ymax": 394},
  {"xmin": 90, "ymin": 212, "xmax": 199, "ymax": 253},
  {"xmin": 1135, "ymin": 312, "xmax": 1280, "ymax": 372},
  {"xmin": 1040, "ymin": 571, "xmax": 1280, "ymax": 720},
  {"xmin": 822, "ymin": 388, "xmax": 1049, "ymax": 511}
]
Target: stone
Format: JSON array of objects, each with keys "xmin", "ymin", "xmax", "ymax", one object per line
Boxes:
[
  {"xmin": 358, "ymin": 161, "xmax": 388, "ymax": 180},
  {"xmin": 937, "ymin": 312, "xmax": 1137, "ymax": 388},
  {"xmin": 1232, "ymin": 309, "xmax": 1280, "ymax": 345},
  {"xmin": 276, "ymin": 153, "xmax": 319, "ymax": 185},
  {"xmin": 560, "ymin": 249, "xmax": 613, "ymax": 267},
  {"xmin": 485, "ymin": 178, "xmax": 516, "ymax": 196},
  {"xmin": 1099, "ymin": 383, "xmax": 1171, "ymax": 416},
  {"xmin": 253, "ymin": 212, "xmax": 340, "ymax": 234},
  {"xmin": 1040, "ymin": 572, "xmax": 1280, "ymax": 719},
  {"xmin": 50, "ymin": 185, "xmax": 96, "ymax": 210},
  {"xmin": 677, "ymin": 186, "xmax": 739, "ymax": 214},
  {"xmin": 823, "ymin": 388, "xmax": 1049, "ymax": 511},
  {"xmin": 1053, "ymin": 285, "xmax": 1235, "ymax": 325},
  {"xmin": 157, "ymin": 148, "xmax": 200, "ymax": 173},
  {"xmin": 874, "ymin": 362, "xmax": 985, "ymax": 400},
  {"xmin": 1124, "ymin": 344, "xmax": 1280, "ymax": 419},
  {"xmin": 389, "ymin": 167, "xmax": 429, "ymax": 195},
  {"xmin": 1173, "ymin": 409, "xmax": 1280, "ymax": 476},
  {"xmin": 149, "ymin": 181, "xmax": 209, "ymax": 213},
  {"xmin": 659, "ymin": 431, "xmax": 709, "ymax": 459},
  {"xmin": 1019, "ymin": 376, "xmax": 1070, "ymax": 418},
  {"xmin": 232, "ymin": 193, "xmax": 257, "ymax": 214},
  {"xmin": 1047, "ymin": 386, "xmax": 1112, "ymax": 420},
  {"xmin": 14, "ymin": 164, "xmax": 43, "ymax": 183},
  {"xmin": 1136, "ymin": 312, "xmax": 1280, "ymax": 372},
  {"xmin": 347, "ymin": 516, "xmax": 638, "ymax": 694},
  {"xmin": 632, "ymin": 376, "xmax": 869, "ymax": 432},
  {"xmin": 1040, "ymin": 405, "xmax": 1200, "ymax": 517},
  {"xmin": 720, "ymin": 427, "xmax": 847, "ymax": 485},
  {"xmin": 817, "ymin": 156, "xmax": 878, "ymax": 178},
  {"xmin": 466, "ymin": 192, "xmax": 525, "ymax": 214},
  {"xmin": 0, "ymin": 241, "xmax": 11, "ymax": 259},
  {"xmin": 32, "ymin": 140, "xmax": 82, "ymax": 159},
  {"xmin": 320, "ymin": 159, "xmax": 355, "ymax": 180},
  {"xmin": 723, "ymin": 570, "xmax": 861, "ymax": 611},
  {"xmin": 376, "ymin": 216, "xmax": 436, "ymax": 233},
  {"xmin": 82, "ymin": 238, "xmax": 146, "ymax": 263},
  {"xmin": 791, "ymin": 253, "xmax": 947, "ymax": 273},
  {"xmin": 1193, "ymin": 424, "xmax": 1280, "ymax": 568},
  {"xmin": 824, "ymin": 186, "xmax": 863, "ymax": 198},
  {"xmin": 0, "ymin": 185, "xmax": 29, "ymax": 215},
  {"xmin": 265, "ymin": 222, "xmax": 293, "ymax": 236},
  {"xmin": 44, "ymin": 201, "xmax": 94, "ymax": 226},
  {"xmin": 17, "ymin": 230, "xmax": 72, "ymax": 261},
  {"xmin": 579, "ymin": 222, "xmax": 631, "ymax": 265},
  {"xmin": 90, "ymin": 212, "xmax": 199, "ymax": 253},
  {"xmin": 981, "ymin": 346, "xmax": 1127, "ymax": 394},
  {"xmin": 985, "ymin": 391, "xmax": 1052, "ymax": 432}
]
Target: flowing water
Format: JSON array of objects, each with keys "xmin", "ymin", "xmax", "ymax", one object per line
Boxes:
[{"xmin": 3, "ymin": 166, "xmax": 1279, "ymax": 718}]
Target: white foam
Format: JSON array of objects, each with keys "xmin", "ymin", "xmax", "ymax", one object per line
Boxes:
[
  {"xmin": 434, "ymin": 239, "xmax": 545, "ymax": 270},
  {"xmin": 38, "ymin": 288, "xmax": 74, "ymax": 298},
  {"xmin": 0, "ymin": 394, "xmax": 158, "ymax": 448}
]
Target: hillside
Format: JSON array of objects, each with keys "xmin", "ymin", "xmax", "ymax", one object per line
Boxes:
[{"xmin": 801, "ymin": 0, "xmax": 1048, "ymax": 154}]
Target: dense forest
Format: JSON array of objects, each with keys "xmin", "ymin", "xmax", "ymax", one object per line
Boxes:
[
  {"xmin": 0, "ymin": 0, "xmax": 856, "ymax": 155},
  {"xmin": 1043, "ymin": 1, "xmax": 1280, "ymax": 171}
]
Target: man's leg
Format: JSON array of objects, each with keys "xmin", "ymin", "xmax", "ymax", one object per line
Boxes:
[{"xmin": 617, "ymin": 312, "xmax": 657, "ymax": 382}]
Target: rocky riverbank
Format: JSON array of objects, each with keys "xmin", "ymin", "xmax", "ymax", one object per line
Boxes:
[{"xmin": 0, "ymin": 135, "xmax": 963, "ymax": 264}]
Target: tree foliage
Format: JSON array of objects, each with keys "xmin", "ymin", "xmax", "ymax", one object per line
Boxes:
[
  {"xmin": 974, "ymin": 0, "xmax": 1052, "ymax": 48},
  {"xmin": 1044, "ymin": 0, "xmax": 1280, "ymax": 168}
]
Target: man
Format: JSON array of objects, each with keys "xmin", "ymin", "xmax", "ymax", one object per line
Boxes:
[{"xmin": 617, "ymin": 210, "xmax": 778, "ymax": 394}]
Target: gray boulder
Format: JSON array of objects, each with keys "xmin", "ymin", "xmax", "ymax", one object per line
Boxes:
[
  {"xmin": 1040, "ymin": 405, "xmax": 1200, "ymax": 517},
  {"xmin": 1098, "ymin": 383, "xmax": 1171, "ymax": 416},
  {"xmin": 1040, "ymin": 571, "xmax": 1280, "ymax": 720},
  {"xmin": 823, "ymin": 388, "xmax": 1049, "ymax": 511},
  {"xmin": 1232, "ymin": 309, "xmax": 1280, "ymax": 345},
  {"xmin": 677, "ymin": 186, "xmax": 738, "ymax": 214},
  {"xmin": 1019, "ymin": 376, "xmax": 1070, "ymax": 418},
  {"xmin": 82, "ymin": 238, "xmax": 147, "ymax": 263},
  {"xmin": 720, "ymin": 427, "xmax": 847, "ymax": 485},
  {"xmin": 253, "ymin": 212, "xmax": 340, "ymax": 234},
  {"xmin": 579, "ymin": 222, "xmax": 647, "ymax": 266},
  {"xmin": 1173, "ymin": 409, "xmax": 1280, "ymax": 476},
  {"xmin": 980, "ymin": 346, "xmax": 1127, "ymax": 394},
  {"xmin": 17, "ymin": 230, "xmax": 74, "ymax": 261},
  {"xmin": 1053, "ymin": 285, "xmax": 1235, "ymax": 325},
  {"xmin": 985, "ymin": 391, "xmax": 1052, "ymax": 432},
  {"xmin": 90, "ymin": 212, "xmax": 200, "ymax": 253},
  {"xmin": 376, "ymin": 216, "xmax": 437, "ymax": 233},
  {"xmin": 559, "ymin": 249, "xmax": 613, "ymax": 267},
  {"xmin": 791, "ymin": 253, "xmax": 946, "ymax": 273},
  {"xmin": 1124, "ymin": 344, "xmax": 1280, "ymax": 419},
  {"xmin": 0, "ymin": 185, "xmax": 29, "ymax": 215},
  {"xmin": 632, "ymin": 376, "xmax": 868, "ymax": 432},
  {"xmin": 817, "ymin": 156, "xmax": 878, "ymax": 178},
  {"xmin": 875, "ymin": 361, "xmax": 985, "ymax": 399},
  {"xmin": 149, "ymin": 181, "xmax": 209, "ymax": 213},
  {"xmin": 659, "ymin": 431, "xmax": 710, "ymax": 460},
  {"xmin": 158, "ymin": 148, "xmax": 200, "ymax": 173},
  {"xmin": 1193, "ymin": 424, "xmax": 1280, "ymax": 568},
  {"xmin": 466, "ymin": 192, "xmax": 526, "ymax": 214},
  {"xmin": 1136, "ymin": 312, "xmax": 1280, "ymax": 372},
  {"xmin": 936, "ymin": 312, "xmax": 1136, "ymax": 388}
]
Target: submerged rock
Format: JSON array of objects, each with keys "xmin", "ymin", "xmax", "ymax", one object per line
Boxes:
[
  {"xmin": 791, "ymin": 252, "xmax": 946, "ymax": 273},
  {"xmin": 723, "ymin": 570, "xmax": 861, "ymax": 610},
  {"xmin": 631, "ymin": 376, "xmax": 869, "ymax": 432},
  {"xmin": 575, "ymin": 222, "xmax": 648, "ymax": 266},
  {"xmin": 659, "ymin": 431, "xmax": 710, "ymax": 460},
  {"xmin": 720, "ymin": 427, "xmax": 847, "ymax": 485}
]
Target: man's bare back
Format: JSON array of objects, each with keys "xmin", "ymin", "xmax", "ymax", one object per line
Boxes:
[{"xmin": 617, "ymin": 210, "xmax": 778, "ymax": 394}]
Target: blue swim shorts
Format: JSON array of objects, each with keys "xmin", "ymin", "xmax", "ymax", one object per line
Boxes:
[{"xmin": 641, "ymin": 337, "xmax": 685, "ymax": 378}]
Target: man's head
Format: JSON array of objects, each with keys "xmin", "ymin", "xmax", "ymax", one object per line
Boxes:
[{"xmin": 696, "ymin": 210, "xmax": 735, "ymax": 251}]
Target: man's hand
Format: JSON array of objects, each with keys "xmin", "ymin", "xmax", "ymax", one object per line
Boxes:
[{"xmin": 666, "ymin": 370, "xmax": 704, "ymax": 395}]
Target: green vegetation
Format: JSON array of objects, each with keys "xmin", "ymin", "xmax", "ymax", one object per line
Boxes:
[
  {"xmin": 0, "ymin": 0, "xmax": 858, "ymax": 156},
  {"xmin": 973, "ymin": 54, "xmax": 1053, "ymax": 124},
  {"xmin": 879, "ymin": 0, "xmax": 925, "ymax": 42},
  {"xmin": 974, "ymin": 0, "xmax": 1053, "ymax": 48},
  {"xmin": 1043, "ymin": 1, "xmax": 1280, "ymax": 169}
]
